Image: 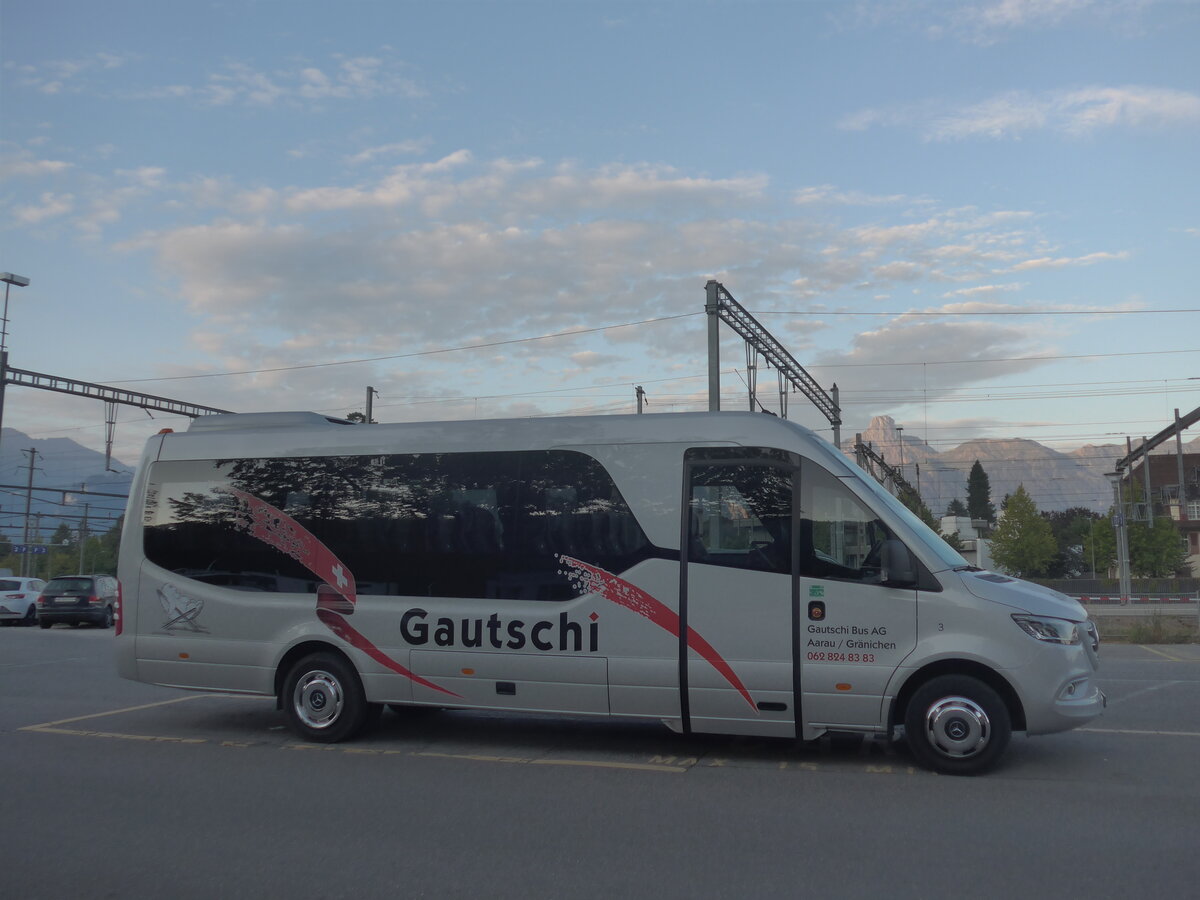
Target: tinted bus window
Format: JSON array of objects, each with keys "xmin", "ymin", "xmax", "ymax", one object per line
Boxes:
[
  {"xmin": 687, "ymin": 462, "xmax": 793, "ymax": 574},
  {"xmin": 144, "ymin": 450, "xmax": 651, "ymax": 600}
]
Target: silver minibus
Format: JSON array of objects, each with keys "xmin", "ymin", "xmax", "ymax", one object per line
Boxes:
[{"xmin": 116, "ymin": 410, "xmax": 1104, "ymax": 774}]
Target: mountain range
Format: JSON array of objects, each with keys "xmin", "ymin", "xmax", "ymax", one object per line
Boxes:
[
  {"xmin": 0, "ymin": 428, "xmax": 132, "ymax": 547},
  {"xmin": 855, "ymin": 416, "xmax": 1200, "ymax": 516}
]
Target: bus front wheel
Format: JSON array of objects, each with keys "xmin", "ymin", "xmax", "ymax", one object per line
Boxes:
[
  {"xmin": 904, "ymin": 674, "xmax": 1011, "ymax": 776},
  {"xmin": 282, "ymin": 652, "xmax": 370, "ymax": 743}
]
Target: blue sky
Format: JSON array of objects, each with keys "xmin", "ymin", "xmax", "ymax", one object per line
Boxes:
[{"xmin": 2, "ymin": 0, "xmax": 1198, "ymax": 478}]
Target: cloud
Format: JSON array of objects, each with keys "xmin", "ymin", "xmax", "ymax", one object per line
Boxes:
[
  {"xmin": 793, "ymin": 185, "xmax": 923, "ymax": 206},
  {"xmin": 811, "ymin": 319, "xmax": 1050, "ymax": 394},
  {"xmin": 1008, "ymin": 250, "xmax": 1129, "ymax": 271},
  {"xmin": 346, "ymin": 139, "xmax": 432, "ymax": 165},
  {"xmin": 138, "ymin": 54, "xmax": 428, "ymax": 108},
  {"xmin": 16, "ymin": 191, "xmax": 74, "ymax": 223},
  {"xmin": 976, "ymin": 0, "xmax": 1095, "ymax": 27},
  {"xmin": 842, "ymin": 1, "xmax": 1154, "ymax": 45},
  {"xmin": 68, "ymin": 151, "xmax": 1121, "ymax": 430},
  {"xmin": 941, "ymin": 283, "xmax": 1025, "ymax": 299},
  {"xmin": 842, "ymin": 85, "xmax": 1200, "ymax": 140},
  {"xmin": 0, "ymin": 150, "xmax": 74, "ymax": 178},
  {"xmin": 280, "ymin": 155, "xmax": 766, "ymax": 220},
  {"xmin": 4, "ymin": 52, "xmax": 129, "ymax": 94}
]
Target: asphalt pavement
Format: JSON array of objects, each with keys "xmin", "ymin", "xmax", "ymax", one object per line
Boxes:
[{"xmin": 2, "ymin": 626, "xmax": 1197, "ymax": 899}]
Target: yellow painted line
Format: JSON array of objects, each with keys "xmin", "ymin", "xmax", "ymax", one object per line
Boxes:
[
  {"xmin": 530, "ymin": 757, "xmax": 688, "ymax": 773},
  {"xmin": 19, "ymin": 693, "xmax": 217, "ymax": 731},
  {"xmin": 25, "ymin": 726, "xmax": 207, "ymax": 744},
  {"xmin": 414, "ymin": 750, "xmax": 536, "ymax": 764},
  {"xmin": 1081, "ymin": 727, "xmax": 1200, "ymax": 737},
  {"xmin": 21, "ymin": 725, "xmax": 924, "ymax": 775},
  {"xmin": 1139, "ymin": 645, "xmax": 1188, "ymax": 662}
]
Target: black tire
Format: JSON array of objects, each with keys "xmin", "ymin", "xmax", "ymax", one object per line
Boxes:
[
  {"xmin": 904, "ymin": 674, "xmax": 1011, "ymax": 776},
  {"xmin": 24, "ymin": 605, "xmax": 38, "ymax": 627},
  {"xmin": 39, "ymin": 619, "xmax": 52, "ymax": 629},
  {"xmin": 97, "ymin": 606, "xmax": 114, "ymax": 629},
  {"xmin": 281, "ymin": 652, "xmax": 369, "ymax": 743}
]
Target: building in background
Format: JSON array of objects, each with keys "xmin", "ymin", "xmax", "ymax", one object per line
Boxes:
[
  {"xmin": 940, "ymin": 516, "xmax": 993, "ymax": 570},
  {"xmin": 1127, "ymin": 452, "xmax": 1200, "ymax": 577}
]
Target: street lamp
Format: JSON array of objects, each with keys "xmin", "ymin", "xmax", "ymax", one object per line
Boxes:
[
  {"xmin": 896, "ymin": 425, "xmax": 905, "ymax": 479},
  {"xmin": 0, "ymin": 273, "xmax": 30, "ymax": 463},
  {"xmin": 1, "ymin": 272, "xmax": 31, "ymax": 356}
]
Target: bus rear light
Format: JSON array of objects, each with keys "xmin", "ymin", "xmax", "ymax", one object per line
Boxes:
[{"xmin": 115, "ymin": 584, "xmax": 123, "ymax": 635}]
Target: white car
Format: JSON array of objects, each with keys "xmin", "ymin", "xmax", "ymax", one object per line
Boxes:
[{"xmin": 0, "ymin": 577, "xmax": 47, "ymax": 626}]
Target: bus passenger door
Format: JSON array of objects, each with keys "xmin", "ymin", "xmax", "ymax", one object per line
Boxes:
[
  {"xmin": 681, "ymin": 451, "xmax": 798, "ymax": 739},
  {"xmin": 796, "ymin": 465, "xmax": 918, "ymax": 734}
]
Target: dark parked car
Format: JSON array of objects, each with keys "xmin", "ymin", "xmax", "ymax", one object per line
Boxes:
[{"xmin": 37, "ymin": 575, "xmax": 120, "ymax": 629}]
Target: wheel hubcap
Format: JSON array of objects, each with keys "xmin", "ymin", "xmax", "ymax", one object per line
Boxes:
[
  {"xmin": 925, "ymin": 695, "xmax": 990, "ymax": 759},
  {"xmin": 294, "ymin": 670, "xmax": 344, "ymax": 730}
]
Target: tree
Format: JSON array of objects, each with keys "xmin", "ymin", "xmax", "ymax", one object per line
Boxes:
[
  {"xmin": 1128, "ymin": 516, "xmax": 1189, "ymax": 577},
  {"xmin": 898, "ymin": 488, "xmax": 938, "ymax": 531},
  {"xmin": 989, "ymin": 484, "xmax": 1056, "ymax": 577},
  {"xmin": 1041, "ymin": 508, "xmax": 1101, "ymax": 579},
  {"xmin": 966, "ymin": 460, "xmax": 996, "ymax": 526},
  {"xmin": 900, "ymin": 489, "xmax": 966, "ymax": 550},
  {"xmin": 945, "ymin": 498, "xmax": 968, "ymax": 517},
  {"xmin": 1083, "ymin": 515, "xmax": 1117, "ymax": 577},
  {"xmin": 1084, "ymin": 505, "xmax": 1190, "ymax": 580}
]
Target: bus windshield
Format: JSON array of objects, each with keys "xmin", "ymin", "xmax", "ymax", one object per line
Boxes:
[{"xmin": 847, "ymin": 469, "xmax": 968, "ymax": 572}]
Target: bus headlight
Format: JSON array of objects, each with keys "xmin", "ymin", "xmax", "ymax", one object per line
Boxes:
[{"xmin": 1012, "ymin": 614, "xmax": 1081, "ymax": 645}]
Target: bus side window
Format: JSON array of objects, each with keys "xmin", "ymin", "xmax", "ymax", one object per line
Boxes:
[
  {"xmin": 687, "ymin": 462, "xmax": 793, "ymax": 574},
  {"xmin": 799, "ymin": 465, "xmax": 898, "ymax": 585}
]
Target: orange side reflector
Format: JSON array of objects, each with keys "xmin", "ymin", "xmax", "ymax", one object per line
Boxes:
[
  {"xmin": 158, "ymin": 428, "xmax": 174, "ymax": 434},
  {"xmin": 835, "ymin": 683, "xmax": 852, "ymax": 691},
  {"xmin": 461, "ymin": 668, "xmax": 475, "ymax": 676},
  {"xmin": 179, "ymin": 653, "xmax": 190, "ymax": 659}
]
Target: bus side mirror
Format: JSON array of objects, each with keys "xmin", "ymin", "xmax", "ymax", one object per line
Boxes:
[{"xmin": 881, "ymin": 540, "xmax": 917, "ymax": 588}]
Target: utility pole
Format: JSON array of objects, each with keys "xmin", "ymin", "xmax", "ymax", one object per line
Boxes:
[
  {"xmin": 1176, "ymin": 409, "xmax": 1188, "ymax": 522},
  {"xmin": 20, "ymin": 447, "xmax": 40, "ymax": 577},
  {"xmin": 78, "ymin": 502, "xmax": 90, "ymax": 573},
  {"xmin": 32, "ymin": 512, "xmax": 41, "ymax": 579},
  {"xmin": 635, "ymin": 385, "xmax": 647, "ymax": 414},
  {"xmin": 365, "ymin": 386, "xmax": 378, "ymax": 424},
  {"xmin": 1142, "ymin": 436, "xmax": 1153, "ymax": 526},
  {"xmin": 705, "ymin": 281, "xmax": 722, "ymax": 412},
  {"xmin": 703, "ymin": 280, "xmax": 842, "ymax": 446},
  {"xmin": 1107, "ymin": 472, "xmax": 1133, "ymax": 605}
]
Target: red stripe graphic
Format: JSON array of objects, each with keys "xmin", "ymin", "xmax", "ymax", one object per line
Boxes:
[
  {"xmin": 228, "ymin": 489, "xmax": 460, "ymax": 699},
  {"xmin": 557, "ymin": 555, "xmax": 757, "ymax": 712},
  {"xmin": 229, "ymin": 489, "xmax": 358, "ymax": 607},
  {"xmin": 315, "ymin": 607, "xmax": 460, "ymax": 698}
]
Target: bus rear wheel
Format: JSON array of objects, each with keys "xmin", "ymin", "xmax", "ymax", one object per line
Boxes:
[
  {"xmin": 282, "ymin": 652, "xmax": 370, "ymax": 743},
  {"xmin": 904, "ymin": 674, "xmax": 1011, "ymax": 776}
]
